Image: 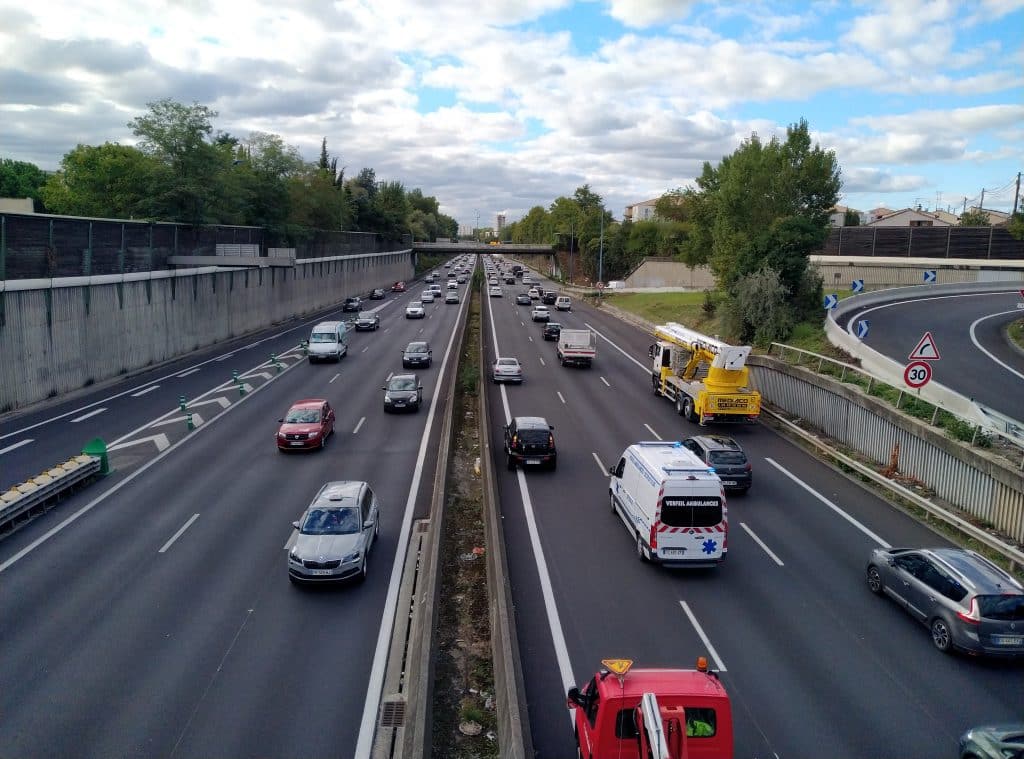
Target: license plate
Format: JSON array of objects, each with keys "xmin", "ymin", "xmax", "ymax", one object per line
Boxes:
[
  {"xmin": 290, "ymin": 441, "xmax": 304, "ymax": 446},
  {"xmin": 310, "ymin": 569, "xmax": 334, "ymax": 576},
  {"xmin": 722, "ymin": 480, "xmax": 737, "ymax": 486},
  {"xmin": 660, "ymin": 548, "xmax": 686, "ymax": 557},
  {"xmin": 993, "ymin": 635, "xmax": 1024, "ymax": 645},
  {"xmin": 526, "ymin": 459, "xmax": 541, "ymax": 465},
  {"xmin": 394, "ymin": 402, "xmax": 405, "ymax": 407}
]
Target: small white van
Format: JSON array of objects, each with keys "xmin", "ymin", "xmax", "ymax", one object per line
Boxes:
[
  {"xmin": 608, "ymin": 441, "xmax": 726, "ymax": 567},
  {"xmin": 555, "ymin": 295, "xmax": 571, "ymax": 311},
  {"xmin": 307, "ymin": 321, "xmax": 349, "ymax": 363}
]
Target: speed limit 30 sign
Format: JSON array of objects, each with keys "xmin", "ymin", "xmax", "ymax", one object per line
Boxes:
[{"xmin": 903, "ymin": 361, "xmax": 932, "ymax": 389}]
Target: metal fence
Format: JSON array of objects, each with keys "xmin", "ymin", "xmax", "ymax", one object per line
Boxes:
[
  {"xmin": 0, "ymin": 212, "xmax": 389, "ymax": 279},
  {"xmin": 819, "ymin": 226, "xmax": 1024, "ymax": 259}
]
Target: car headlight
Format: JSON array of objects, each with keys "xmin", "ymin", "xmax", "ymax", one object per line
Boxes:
[
  {"xmin": 307, "ymin": 431, "xmax": 319, "ymax": 439},
  {"xmin": 289, "ymin": 550, "xmax": 302, "ymax": 564},
  {"xmin": 342, "ymin": 551, "xmax": 362, "ymax": 564},
  {"xmin": 384, "ymin": 393, "xmax": 392, "ymax": 402},
  {"xmin": 278, "ymin": 431, "xmax": 287, "ymax": 438}
]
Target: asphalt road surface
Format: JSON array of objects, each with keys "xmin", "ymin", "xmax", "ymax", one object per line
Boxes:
[
  {"xmin": 0, "ymin": 269, "xmax": 470, "ymax": 758},
  {"xmin": 482, "ymin": 265, "xmax": 1022, "ymax": 759}
]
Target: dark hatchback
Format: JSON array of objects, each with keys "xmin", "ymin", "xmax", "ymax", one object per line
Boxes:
[
  {"xmin": 681, "ymin": 435, "xmax": 752, "ymax": 492},
  {"xmin": 402, "ymin": 341, "xmax": 433, "ymax": 369},
  {"xmin": 504, "ymin": 416, "xmax": 556, "ymax": 471},
  {"xmin": 543, "ymin": 322, "xmax": 562, "ymax": 341}
]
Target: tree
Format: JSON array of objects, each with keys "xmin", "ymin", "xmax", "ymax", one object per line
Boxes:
[
  {"xmin": 843, "ymin": 209, "xmax": 860, "ymax": 226},
  {"xmin": 720, "ymin": 267, "xmax": 794, "ymax": 346},
  {"xmin": 0, "ymin": 159, "xmax": 48, "ymax": 209},
  {"xmin": 41, "ymin": 143, "xmax": 165, "ymax": 219},
  {"xmin": 959, "ymin": 209, "xmax": 990, "ymax": 226},
  {"xmin": 1007, "ymin": 212, "xmax": 1024, "ymax": 240}
]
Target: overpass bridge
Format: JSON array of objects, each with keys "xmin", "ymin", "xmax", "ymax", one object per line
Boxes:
[{"xmin": 412, "ymin": 241, "xmax": 554, "ymax": 255}]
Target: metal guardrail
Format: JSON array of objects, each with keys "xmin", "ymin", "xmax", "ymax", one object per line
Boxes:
[
  {"xmin": 1, "ymin": 455, "xmax": 101, "ymax": 533},
  {"xmin": 768, "ymin": 342, "xmax": 1024, "ymax": 471}
]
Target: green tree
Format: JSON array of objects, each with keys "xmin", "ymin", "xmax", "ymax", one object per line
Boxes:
[
  {"xmin": 511, "ymin": 206, "xmax": 551, "ymax": 243},
  {"xmin": 721, "ymin": 267, "xmax": 794, "ymax": 346},
  {"xmin": 959, "ymin": 209, "xmax": 990, "ymax": 226},
  {"xmin": 1007, "ymin": 212, "xmax": 1024, "ymax": 240},
  {"xmin": 374, "ymin": 180, "xmax": 410, "ymax": 241},
  {"xmin": 41, "ymin": 143, "xmax": 165, "ymax": 219},
  {"xmin": 0, "ymin": 158, "xmax": 48, "ymax": 209},
  {"xmin": 843, "ymin": 209, "xmax": 861, "ymax": 226}
]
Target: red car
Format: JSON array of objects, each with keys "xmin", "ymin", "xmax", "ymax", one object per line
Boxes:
[
  {"xmin": 392, "ymin": 281, "xmax": 406, "ymax": 292},
  {"xmin": 277, "ymin": 399, "xmax": 335, "ymax": 451}
]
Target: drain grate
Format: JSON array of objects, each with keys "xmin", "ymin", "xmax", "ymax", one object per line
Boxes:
[
  {"xmin": 379, "ymin": 698, "xmax": 406, "ymax": 727},
  {"xmin": 416, "ymin": 520, "xmax": 430, "ymax": 533}
]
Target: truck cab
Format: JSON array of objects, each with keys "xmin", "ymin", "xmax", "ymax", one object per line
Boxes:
[{"xmin": 568, "ymin": 658, "xmax": 734, "ymax": 759}]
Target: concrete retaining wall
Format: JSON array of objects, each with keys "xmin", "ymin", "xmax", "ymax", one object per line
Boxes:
[
  {"xmin": 625, "ymin": 259, "xmax": 716, "ymax": 289},
  {"xmin": 0, "ymin": 250, "xmax": 413, "ymax": 412}
]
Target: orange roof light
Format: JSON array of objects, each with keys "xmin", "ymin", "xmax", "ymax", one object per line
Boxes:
[{"xmin": 696, "ymin": 657, "xmax": 708, "ymax": 672}]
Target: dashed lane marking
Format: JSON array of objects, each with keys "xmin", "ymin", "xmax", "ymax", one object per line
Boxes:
[{"xmin": 71, "ymin": 408, "xmax": 106, "ymax": 423}]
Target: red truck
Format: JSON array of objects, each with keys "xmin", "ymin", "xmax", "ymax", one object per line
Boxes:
[{"xmin": 567, "ymin": 658, "xmax": 734, "ymax": 759}]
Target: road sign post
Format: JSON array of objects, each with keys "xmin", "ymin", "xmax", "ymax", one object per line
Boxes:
[
  {"xmin": 823, "ymin": 293, "xmax": 838, "ymax": 310},
  {"xmin": 856, "ymin": 319, "xmax": 870, "ymax": 339},
  {"xmin": 923, "ymin": 270, "xmax": 936, "ymax": 283},
  {"xmin": 904, "ymin": 361, "xmax": 932, "ymax": 389},
  {"xmin": 851, "ymin": 279, "xmax": 864, "ymax": 293}
]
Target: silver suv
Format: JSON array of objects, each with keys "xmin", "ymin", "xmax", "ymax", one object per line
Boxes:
[
  {"xmin": 866, "ymin": 547, "xmax": 1024, "ymax": 656},
  {"xmin": 288, "ymin": 481, "xmax": 380, "ymax": 584}
]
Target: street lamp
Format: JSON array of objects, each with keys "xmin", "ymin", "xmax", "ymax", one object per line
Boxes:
[{"xmin": 598, "ymin": 211, "xmax": 604, "ymax": 288}]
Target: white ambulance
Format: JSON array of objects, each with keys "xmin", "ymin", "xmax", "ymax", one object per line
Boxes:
[{"xmin": 608, "ymin": 441, "xmax": 727, "ymax": 567}]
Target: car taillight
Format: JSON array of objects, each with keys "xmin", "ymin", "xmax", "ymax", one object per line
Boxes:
[
  {"xmin": 956, "ymin": 597, "xmax": 981, "ymax": 625},
  {"xmin": 511, "ymin": 435, "xmax": 518, "ymax": 449},
  {"xmin": 548, "ymin": 434, "xmax": 554, "ymax": 448},
  {"xmin": 649, "ymin": 525, "xmax": 658, "ymax": 550},
  {"xmin": 745, "ymin": 462, "xmax": 752, "ymax": 472}
]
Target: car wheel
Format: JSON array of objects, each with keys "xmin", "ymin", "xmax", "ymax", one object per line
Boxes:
[
  {"xmin": 548, "ymin": 458, "xmax": 557, "ymax": 471},
  {"xmin": 636, "ymin": 532, "xmax": 648, "ymax": 562},
  {"xmin": 507, "ymin": 454, "xmax": 516, "ymax": 471},
  {"xmin": 866, "ymin": 565, "xmax": 883, "ymax": 594},
  {"xmin": 651, "ymin": 375, "xmax": 660, "ymax": 394},
  {"xmin": 683, "ymin": 398, "xmax": 697, "ymax": 422},
  {"xmin": 320, "ymin": 435, "xmax": 326, "ymax": 449},
  {"xmin": 374, "ymin": 519, "xmax": 380, "ymax": 539},
  {"xmin": 358, "ymin": 558, "xmax": 368, "ymax": 583},
  {"xmin": 930, "ymin": 617, "xmax": 953, "ymax": 653},
  {"xmin": 675, "ymin": 396, "xmax": 685, "ymax": 416}
]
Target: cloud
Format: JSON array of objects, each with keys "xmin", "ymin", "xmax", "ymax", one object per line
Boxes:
[
  {"xmin": 843, "ymin": 167, "xmax": 927, "ymax": 193},
  {"xmin": 605, "ymin": 0, "xmax": 701, "ymax": 28}
]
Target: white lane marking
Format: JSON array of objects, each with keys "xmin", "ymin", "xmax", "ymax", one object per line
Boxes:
[
  {"xmin": 329, "ymin": 373, "xmax": 340, "ymax": 384},
  {"xmin": 539, "ymin": 357, "xmax": 546, "ymax": 366},
  {"xmin": 353, "ymin": 416, "xmax": 366, "ymax": 434},
  {"xmin": 0, "ymin": 350, "xmax": 310, "ymax": 573},
  {"xmin": 159, "ymin": 513, "xmax": 200, "ymax": 553},
  {"xmin": 107, "ymin": 433, "xmax": 171, "ymax": 453},
  {"xmin": 765, "ymin": 457, "xmax": 891, "ymax": 548},
  {"xmin": 739, "ymin": 522, "xmax": 784, "ymax": 566},
  {"xmin": 679, "ymin": 601, "xmax": 727, "ymax": 672},
  {"xmin": 0, "ymin": 439, "xmax": 33, "ymax": 455},
  {"xmin": 584, "ymin": 322, "xmax": 649, "ymax": 374},
  {"xmin": 238, "ymin": 372, "xmax": 273, "ymax": 382},
  {"xmin": 152, "ymin": 413, "xmax": 204, "ymax": 428},
  {"xmin": 843, "ymin": 290, "xmax": 1023, "ymax": 334},
  {"xmin": 557, "ymin": 391, "xmax": 566, "ymax": 404},
  {"xmin": 362, "ymin": 346, "xmax": 369, "ymax": 353},
  {"xmin": 176, "ymin": 368, "xmax": 201, "ymax": 378},
  {"xmin": 528, "ymin": 336, "xmax": 533, "ymax": 342},
  {"xmin": 185, "ymin": 397, "xmax": 230, "ymax": 410},
  {"xmin": 355, "ymin": 285, "xmax": 473, "ymax": 758},
  {"xmin": 485, "ymin": 285, "xmax": 576, "ymax": 717},
  {"xmin": 385, "ymin": 372, "xmax": 393, "ymax": 383},
  {"xmin": 70, "ymin": 408, "xmax": 107, "ymax": 423},
  {"xmin": 214, "ymin": 354, "xmax": 234, "ymax": 361},
  {"xmin": 131, "ymin": 385, "xmax": 160, "ymax": 397},
  {"xmin": 970, "ymin": 310, "xmax": 1024, "ymax": 382},
  {"xmin": 643, "ymin": 423, "xmax": 662, "ymax": 440},
  {"xmin": 591, "ymin": 451, "xmax": 606, "ymax": 475},
  {"xmin": 600, "ymin": 376, "xmax": 610, "ymax": 387},
  {"xmin": 383, "ymin": 328, "xmax": 390, "ymax": 334}
]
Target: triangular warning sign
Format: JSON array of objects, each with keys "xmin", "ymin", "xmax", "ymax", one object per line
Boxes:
[{"xmin": 909, "ymin": 331, "xmax": 941, "ymax": 361}]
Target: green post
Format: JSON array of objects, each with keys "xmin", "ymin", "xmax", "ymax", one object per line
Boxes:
[
  {"xmin": 186, "ymin": 413, "xmax": 195, "ymax": 431},
  {"xmin": 179, "ymin": 395, "xmax": 186, "ymax": 411},
  {"xmin": 82, "ymin": 437, "xmax": 111, "ymax": 475}
]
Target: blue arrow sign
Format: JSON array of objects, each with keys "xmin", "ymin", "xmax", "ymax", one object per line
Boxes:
[
  {"xmin": 851, "ymin": 279, "xmax": 864, "ymax": 293},
  {"xmin": 823, "ymin": 293, "xmax": 838, "ymax": 310},
  {"xmin": 923, "ymin": 270, "xmax": 936, "ymax": 283},
  {"xmin": 856, "ymin": 319, "xmax": 870, "ymax": 339}
]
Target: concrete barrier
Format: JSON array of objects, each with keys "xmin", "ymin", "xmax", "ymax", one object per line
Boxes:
[{"xmin": 0, "ymin": 250, "xmax": 414, "ymax": 412}]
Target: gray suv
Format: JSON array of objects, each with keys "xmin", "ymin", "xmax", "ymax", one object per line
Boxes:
[
  {"xmin": 866, "ymin": 547, "xmax": 1024, "ymax": 656},
  {"xmin": 288, "ymin": 481, "xmax": 380, "ymax": 584}
]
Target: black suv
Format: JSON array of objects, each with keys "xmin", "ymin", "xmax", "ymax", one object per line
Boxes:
[
  {"xmin": 542, "ymin": 322, "xmax": 562, "ymax": 341},
  {"xmin": 504, "ymin": 416, "xmax": 556, "ymax": 471},
  {"xmin": 370, "ymin": 288, "xmax": 386, "ymax": 300},
  {"xmin": 681, "ymin": 435, "xmax": 751, "ymax": 492},
  {"xmin": 541, "ymin": 291, "xmax": 558, "ymax": 305},
  {"xmin": 342, "ymin": 297, "xmax": 362, "ymax": 312}
]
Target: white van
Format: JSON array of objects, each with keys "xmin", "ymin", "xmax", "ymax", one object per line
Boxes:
[
  {"xmin": 307, "ymin": 321, "xmax": 349, "ymax": 363},
  {"xmin": 555, "ymin": 295, "xmax": 571, "ymax": 311},
  {"xmin": 608, "ymin": 441, "xmax": 726, "ymax": 567}
]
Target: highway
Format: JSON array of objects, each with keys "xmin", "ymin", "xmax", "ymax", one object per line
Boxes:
[
  {"xmin": 842, "ymin": 288, "xmax": 1024, "ymax": 422},
  {"xmin": 0, "ymin": 272, "xmax": 469, "ymax": 758},
  {"xmin": 481, "ymin": 265, "xmax": 1022, "ymax": 758}
]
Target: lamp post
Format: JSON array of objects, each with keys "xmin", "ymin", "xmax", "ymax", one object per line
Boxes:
[{"xmin": 598, "ymin": 211, "xmax": 604, "ymax": 289}]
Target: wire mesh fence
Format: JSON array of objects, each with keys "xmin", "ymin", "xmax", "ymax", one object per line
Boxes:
[{"xmin": 821, "ymin": 226, "xmax": 1023, "ymax": 259}]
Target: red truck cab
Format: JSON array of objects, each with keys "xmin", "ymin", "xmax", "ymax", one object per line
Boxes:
[{"xmin": 567, "ymin": 658, "xmax": 734, "ymax": 759}]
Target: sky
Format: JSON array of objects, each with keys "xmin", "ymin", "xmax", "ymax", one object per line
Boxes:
[{"xmin": 2, "ymin": 0, "xmax": 1023, "ymax": 229}]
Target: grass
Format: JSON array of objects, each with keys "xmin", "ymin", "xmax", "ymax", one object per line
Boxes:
[
  {"xmin": 1009, "ymin": 317, "xmax": 1024, "ymax": 350},
  {"xmin": 600, "ymin": 291, "xmax": 713, "ymax": 329}
]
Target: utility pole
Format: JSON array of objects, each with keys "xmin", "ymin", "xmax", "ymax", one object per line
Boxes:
[
  {"xmin": 979, "ymin": 188, "xmax": 985, "ymax": 212},
  {"xmin": 1013, "ymin": 171, "xmax": 1021, "ymax": 216},
  {"xmin": 598, "ymin": 211, "xmax": 605, "ymax": 287},
  {"xmin": 962, "ymin": 197, "xmax": 967, "ymax": 216}
]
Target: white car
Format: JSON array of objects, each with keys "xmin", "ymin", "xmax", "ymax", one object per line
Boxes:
[
  {"xmin": 528, "ymin": 287, "xmax": 541, "ymax": 299},
  {"xmin": 406, "ymin": 303, "xmax": 425, "ymax": 319},
  {"xmin": 492, "ymin": 357, "xmax": 523, "ymax": 384},
  {"xmin": 489, "ymin": 286, "xmax": 503, "ymax": 297},
  {"xmin": 421, "ymin": 291, "xmax": 435, "ymax": 303},
  {"xmin": 531, "ymin": 305, "xmax": 550, "ymax": 321}
]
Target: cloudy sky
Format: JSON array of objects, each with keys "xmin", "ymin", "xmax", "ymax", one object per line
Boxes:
[{"xmin": 2, "ymin": 0, "xmax": 1022, "ymax": 228}]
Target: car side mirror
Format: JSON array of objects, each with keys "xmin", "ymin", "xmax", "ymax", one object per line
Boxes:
[
  {"xmin": 292, "ymin": 521, "xmax": 300, "ymax": 530},
  {"xmin": 418, "ymin": 386, "xmax": 423, "ymax": 391},
  {"xmin": 364, "ymin": 520, "xmax": 375, "ymax": 530},
  {"xmin": 608, "ymin": 466, "xmax": 617, "ymax": 476},
  {"xmin": 382, "ymin": 386, "xmax": 387, "ymax": 391},
  {"xmin": 549, "ymin": 425, "xmax": 555, "ymax": 430},
  {"xmin": 278, "ymin": 419, "xmax": 284, "ymax": 423},
  {"xmin": 567, "ymin": 687, "xmax": 584, "ymax": 709}
]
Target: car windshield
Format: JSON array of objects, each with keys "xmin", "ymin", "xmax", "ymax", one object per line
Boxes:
[
  {"xmin": 358, "ymin": 312, "xmax": 373, "ymax": 319},
  {"xmin": 497, "ymin": 359, "xmax": 518, "ymax": 366},
  {"xmin": 709, "ymin": 450, "xmax": 746, "ymax": 465},
  {"xmin": 407, "ymin": 344, "xmax": 427, "ymax": 354},
  {"xmin": 389, "ymin": 377, "xmax": 417, "ymax": 391},
  {"xmin": 310, "ymin": 332, "xmax": 335, "ymax": 343},
  {"xmin": 301, "ymin": 507, "xmax": 360, "ymax": 535},
  {"xmin": 977, "ymin": 594, "xmax": 1024, "ymax": 620},
  {"xmin": 285, "ymin": 408, "xmax": 321, "ymax": 423}
]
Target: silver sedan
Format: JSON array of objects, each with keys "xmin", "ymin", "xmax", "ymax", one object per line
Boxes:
[
  {"xmin": 492, "ymin": 357, "xmax": 523, "ymax": 384},
  {"xmin": 288, "ymin": 481, "xmax": 380, "ymax": 584}
]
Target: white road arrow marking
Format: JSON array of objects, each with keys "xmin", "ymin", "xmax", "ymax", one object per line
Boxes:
[
  {"xmin": 152, "ymin": 413, "xmax": 204, "ymax": 428},
  {"xmin": 108, "ymin": 433, "xmax": 171, "ymax": 453},
  {"xmin": 238, "ymin": 372, "xmax": 273, "ymax": 381},
  {"xmin": 0, "ymin": 439, "xmax": 33, "ymax": 455},
  {"xmin": 185, "ymin": 397, "xmax": 231, "ymax": 410}
]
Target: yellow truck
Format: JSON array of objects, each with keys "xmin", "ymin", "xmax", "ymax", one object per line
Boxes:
[{"xmin": 649, "ymin": 322, "xmax": 761, "ymax": 425}]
